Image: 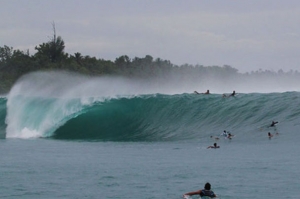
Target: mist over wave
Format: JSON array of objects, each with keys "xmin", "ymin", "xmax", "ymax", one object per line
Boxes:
[{"xmin": 4, "ymin": 71, "xmax": 300, "ymax": 140}]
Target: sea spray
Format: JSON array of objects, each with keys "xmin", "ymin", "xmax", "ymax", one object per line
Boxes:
[
  {"xmin": 4, "ymin": 71, "xmax": 168, "ymax": 138},
  {"xmin": 4, "ymin": 71, "xmax": 300, "ymax": 140}
]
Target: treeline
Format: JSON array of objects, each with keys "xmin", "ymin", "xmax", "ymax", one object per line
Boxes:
[{"xmin": 1, "ymin": 27, "xmax": 300, "ymax": 94}]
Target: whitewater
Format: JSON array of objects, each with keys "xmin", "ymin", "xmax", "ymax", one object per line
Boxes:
[{"xmin": 0, "ymin": 71, "xmax": 300, "ymax": 199}]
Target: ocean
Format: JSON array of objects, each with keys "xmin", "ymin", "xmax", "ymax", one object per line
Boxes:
[{"xmin": 0, "ymin": 71, "xmax": 300, "ymax": 199}]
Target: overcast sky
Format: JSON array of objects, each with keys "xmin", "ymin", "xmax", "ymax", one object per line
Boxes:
[{"xmin": 1, "ymin": 0, "xmax": 300, "ymax": 73}]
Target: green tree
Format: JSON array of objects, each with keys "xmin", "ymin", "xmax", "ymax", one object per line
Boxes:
[
  {"xmin": 74, "ymin": 52, "xmax": 83, "ymax": 65},
  {"xmin": 0, "ymin": 45, "xmax": 13, "ymax": 65},
  {"xmin": 34, "ymin": 22, "xmax": 66, "ymax": 64}
]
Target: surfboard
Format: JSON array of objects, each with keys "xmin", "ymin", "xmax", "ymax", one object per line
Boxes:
[{"xmin": 183, "ymin": 194, "xmax": 216, "ymax": 199}]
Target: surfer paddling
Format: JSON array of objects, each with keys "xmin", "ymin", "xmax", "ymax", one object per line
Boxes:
[
  {"xmin": 220, "ymin": 130, "xmax": 234, "ymax": 139},
  {"xmin": 268, "ymin": 130, "xmax": 279, "ymax": 138},
  {"xmin": 221, "ymin": 130, "xmax": 228, "ymax": 137},
  {"xmin": 223, "ymin": 90, "xmax": 236, "ymax": 98},
  {"xmin": 203, "ymin": 90, "xmax": 210, "ymax": 94},
  {"xmin": 207, "ymin": 143, "xmax": 220, "ymax": 149},
  {"xmin": 183, "ymin": 182, "xmax": 217, "ymax": 198},
  {"xmin": 210, "ymin": 136, "xmax": 220, "ymax": 140},
  {"xmin": 270, "ymin": 121, "xmax": 278, "ymax": 127},
  {"xmin": 227, "ymin": 133, "xmax": 234, "ymax": 139},
  {"xmin": 268, "ymin": 132, "xmax": 273, "ymax": 139},
  {"xmin": 229, "ymin": 90, "xmax": 236, "ymax": 96},
  {"xmin": 194, "ymin": 90, "xmax": 210, "ymax": 95}
]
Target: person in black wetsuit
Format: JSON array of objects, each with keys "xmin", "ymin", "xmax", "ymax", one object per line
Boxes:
[
  {"xmin": 229, "ymin": 90, "xmax": 236, "ymax": 96},
  {"xmin": 203, "ymin": 90, "xmax": 210, "ymax": 94},
  {"xmin": 183, "ymin": 182, "xmax": 217, "ymax": 198},
  {"xmin": 222, "ymin": 130, "xmax": 228, "ymax": 137},
  {"xmin": 227, "ymin": 133, "xmax": 234, "ymax": 139},
  {"xmin": 207, "ymin": 143, "xmax": 220, "ymax": 149},
  {"xmin": 268, "ymin": 132, "xmax": 274, "ymax": 138},
  {"xmin": 223, "ymin": 90, "xmax": 235, "ymax": 97},
  {"xmin": 270, "ymin": 121, "xmax": 278, "ymax": 127},
  {"xmin": 194, "ymin": 90, "xmax": 210, "ymax": 94}
]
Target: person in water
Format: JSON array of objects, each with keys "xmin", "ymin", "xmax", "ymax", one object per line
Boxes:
[
  {"xmin": 203, "ymin": 90, "xmax": 210, "ymax": 94},
  {"xmin": 270, "ymin": 121, "xmax": 278, "ymax": 127},
  {"xmin": 183, "ymin": 182, "xmax": 217, "ymax": 198},
  {"xmin": 207, "ymin": 143, "xmax": 220, "ymax": 149},
  {"xmin": 229, "ymin": 90, "xmax": 236, "ymax": 97},
  {"xmin": 210, "ymin": 135, "xmax": 220, "ymax": 140},
  {"xmin": 222, "ymin": 90, "xmax": 235, "ymax": 97},
  {"xmin": 222, "ymin": 130, "xmax": 228, "ymax": 137},
  {"xmin": 194, "ymin": 90, "xmax": 210, "ymax": 94},
  {"xmin": 268, "ymin": 132, "xmax": 273, "ymax": 138},
  {"xmin": 227, "ymin": 133, "xmax": 234, "ymax": 139}
]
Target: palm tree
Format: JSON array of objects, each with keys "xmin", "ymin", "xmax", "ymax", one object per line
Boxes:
[{"xmin": 34, "ymin": 22, "xmax": 66, "ymax": 63}]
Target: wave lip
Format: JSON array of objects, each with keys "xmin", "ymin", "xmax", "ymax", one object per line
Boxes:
[
  {"xmin": 4, "ymin": 71, "xmax": 158, "ymax": 139},
  {"xmin": 51, "ymin": 92, "xmax": 300, "ymax": 141},
  {"xmin": 4, "ymin": 91, "xmax": 300, "ymax": 141},
  {"xmin": 3, "ymin": 71, "xmax": 300, "ymax": 140}
]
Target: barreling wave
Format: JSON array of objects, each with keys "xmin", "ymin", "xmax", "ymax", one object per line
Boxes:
[
  {"xmin": 0, "ymin": 97, "xmax": 7, "ymax": 138},
  {"xmin": 3, "ymin": 71, "xmax": 300, "ymax": 141}
]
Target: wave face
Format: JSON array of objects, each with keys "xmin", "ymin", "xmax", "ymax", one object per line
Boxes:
[
  {"xmin": 0, "ymin": 97, "xmax": 7, "ymax": 138},
  {"xmin": 3, "ymin": 71, "xmax": 300, "ymax": 141}
]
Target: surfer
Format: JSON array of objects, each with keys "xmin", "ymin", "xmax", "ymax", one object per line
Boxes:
[
  {"xmin": 270, "ymin": 121, "xmax": 278, "ymax": 127},
  {"xmin": 194, "ymin": 90, "xmax": 210, "ymax": 94},
  {"xmin": 222, "ymin": 90, "xmax": 235, "ymax": 97},
  {"xmin": 210, "ymin": 136, "xmax": 220, "ymax": 140},
  {"xmin": 229, "ymin": 90, "xmax": 236, "ymax": 97},
  {"xmin": 203, "ymin": 90, "xmax": 210, "ymax": 94},
  {"xmin": 183, "ymin": 182, "xmax": 217, "ymax": 198},
  {"xmin": 207, "ymin": 143, "xmax": 220, "ymax": 149},
  {"xmin": 221, "ymin": 130, "xmax": 228, "ymax": 137},
  {"xmin": 227, "ymin": 133, "xmax": 234, "ymax": 139},
  {"xmin": 268, "ymin": 132, "xmax": 273, "ymax": 138}
]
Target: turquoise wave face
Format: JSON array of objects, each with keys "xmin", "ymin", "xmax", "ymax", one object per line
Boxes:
[
  {"xmin": 3, "ymin": 71, "xmax": 300, "ymax": 141},
  {"xmin": 0, "ymin": 98, "xmax": 7, "ymax": 138},
  {"xmin": 4, "ymin": 92, "xmax": 299, "ymax": 141},
  {"xmin": 52, "ymin": 92, "xmax": 300, "ymax": 141}
]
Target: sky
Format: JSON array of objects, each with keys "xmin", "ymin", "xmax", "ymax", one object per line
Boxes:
[{"xmin": 1, "ymin": 0, "xmax": 300, "ymax": 73}]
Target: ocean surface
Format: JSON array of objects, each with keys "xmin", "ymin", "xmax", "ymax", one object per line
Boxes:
[{"xmin": 1, "ymin": 72, "xmax": 300, "ymax": 199}]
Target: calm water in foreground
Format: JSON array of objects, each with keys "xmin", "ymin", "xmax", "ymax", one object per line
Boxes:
[{"xmin": 1, "ymin": 135, "xmax": 299, "ymax": 199}]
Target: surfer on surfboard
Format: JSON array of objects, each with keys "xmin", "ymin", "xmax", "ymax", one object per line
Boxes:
[
  {"xmin": 229, "ymin": 90, "xmax": 236, "ymax": 96},
  {"xmin": 194, "ymin": 90, "xmax": 210, "ymax": 94},
  {"xmin": 223, "ymin": 90, "xmax": 236, "ymax": 98},
  {"xmin": 221, "ymin": 130, "xmax": 228, "ymax": 137},
  {"xmin": 207, "ymin": 143, "xmax": 220, "ymax": 149},
  {"xmin": 268, "ymin": 132, "xmax": 274, "ymax": 139},
  {"xmin": 220, "ymin": 130, "xmax": 234, "ymax": 139},
  {"xmin": 210, "ymin": 136, "xmax": 220, "ymax": 140},
  {"xmin": 203, "ymin": 90, "xmax": 210, "ymax": 94},
  {"xmin": 270, "ymin": 121, "xmax": 278, "ymax": 127},
  {"xmin": 183, "ymin": 182, "xmax": 217, "ymax": 198},
  {"xmin": 227, "ymin": 133, "xmax": 234, "ymax": 139}
]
